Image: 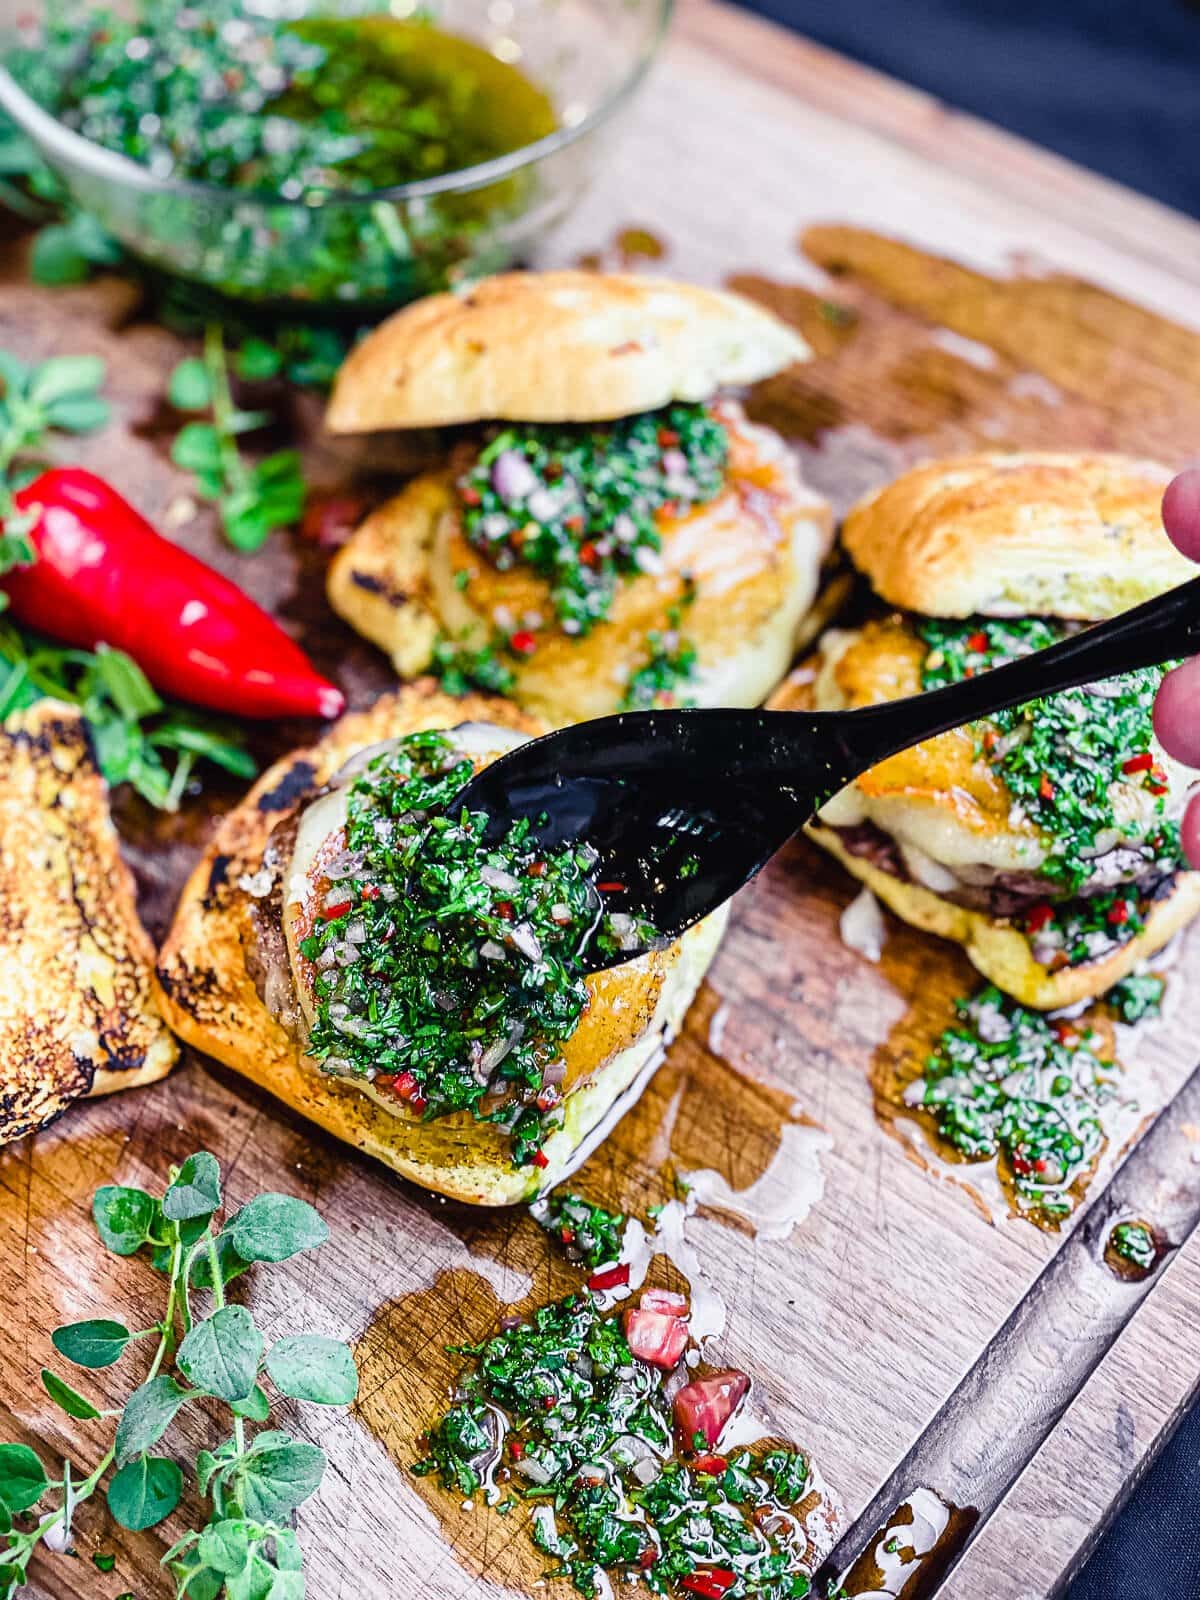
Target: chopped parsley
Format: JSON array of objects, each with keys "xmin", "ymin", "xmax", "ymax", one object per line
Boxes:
[
  {"xmin": 1109, "ymin": 1220, "xmax": 1157, "ymax": 1272},
  {"xmin": 1106, "ymin": 973, "xmax": 1166, "ymax": 1023},
  {"xmin": 906, "ymin": 986, "xmax": 1121, "ymax": 1224},
  {"xmin": 621, "ymin": 623, "xmax": 699, "ymax": 712},
  {"xmin": 415, "ymin": 1292, "xmax": 821, "ymax": 1598},
  {"xmin": 457, "ymin": 406, "xmax": 729, "ymax": 636},
  {"xmin": 430, "ymin": 632, "xmax": 518, "ymax": 698},
  {"xmin": 301, "ymin": 731, "xmax": 653, "ymax": 1168},
  {"xmin": 918, "ymin": 617, "xmax": 1182, "ymax": 895},
  {"xmin": 534, "ymin": 1192, "xmax": 626, "ymax": 1271}
]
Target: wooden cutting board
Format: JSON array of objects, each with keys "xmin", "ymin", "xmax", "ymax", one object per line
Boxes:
[{"xmin": 4, "ymin": 2, "xmax": 1200, "ymax": 1596}]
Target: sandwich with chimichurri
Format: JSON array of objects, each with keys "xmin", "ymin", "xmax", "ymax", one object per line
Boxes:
[
  {"xmin": 324, "ymin": 271, "xmax": 834, "ymax": 724},
  {"xmin": 155, "ymin": 684, "xmax": 727, "ymax": 1204},
  {"xmin": 774, "ymin": 453, "xmax": 1200, "ymax": 1009}
]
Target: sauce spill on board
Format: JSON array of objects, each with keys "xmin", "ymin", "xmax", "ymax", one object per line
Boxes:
[{"xmin": 834, "ymin": 1488, "xmax": 977, "ymax": 1600}]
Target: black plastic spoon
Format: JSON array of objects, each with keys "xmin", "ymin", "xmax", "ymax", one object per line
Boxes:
[{"xmin": 456, "ymin": 576, "xmax": 1200, "ymax": 971}]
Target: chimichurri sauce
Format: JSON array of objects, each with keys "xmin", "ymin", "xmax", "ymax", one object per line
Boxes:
[
  {"xmin": 905, "ymin": 986, "xmax": 1120, "ymax": 1225},
  {"xmin": 301, "ymin": 731, "xmax": 654, "ymax": 1169},
  {"xmin": 534, "ymin": 1192, "xmax": 626, "ymax": 1272},
  {"xmin": 917, "ymin": 616, "xmax": 1182, "ymax": 898},
  {"xmin": 12, "ymin": 2, "xmax": 556, "ymax": 195},
  {"xmin": 457, "ymin": 405, "xmax": 730, "ymax": 636},
  {"xmin": 415, "ymin": 1287, "xmax": 821, "ymax": 1598}
]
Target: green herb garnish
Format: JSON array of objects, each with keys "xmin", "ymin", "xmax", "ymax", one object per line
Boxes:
[
  {"xmin": 0, "ymin": 350, "xmax": 110, "ymax": 585},
  {"xmin": 534, "ymin": 1193, "xmax": 625, "ymax": 1271},
  {"xmin": 301, "ymin": 731, "xmax": 655, "ymax": 1168},
  {"xmin": 910, "ymin": 986, "xmax": 1121, "ymax": 1224},
  {"xmin": 1110, "ymin": 1220, "xmax": 1157, "ymax": 1271},
  {"xmin": 1106, "ymin": 973, "xmax": 1166, "ymax": 1023},
  {"xmin": 0, "ymin": 624, "xmax": 256, "ymax": 811},
  {"xmin": 169, "ymin": 325, "xmax": 305, "ymax": 554},
  {"xmin": 621, "ymin": 620, "xmax": 699, "ymax": 712},
  {"xmin": 918, "ymin": 616, "xmax": 1182, "ymax": 895},
  {"xmin": 458, "ymin": 406, "xmax": 728, "ymax": 635},
  {"xmin": 416, "ymin": 1292, "xmax": 821, "ymax": 1598},
  {"xmin": 430, "ymin": 631, "xmax": 518, "ymax": 698},
  {"xmin": 0, "ymin": 1153, "xmax": 355, "ymax": 1599}
]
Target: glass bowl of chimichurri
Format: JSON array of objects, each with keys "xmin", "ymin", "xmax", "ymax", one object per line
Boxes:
[{"xmin": 0, "ymin": 0, "xmax": 670, "ymax": 308}]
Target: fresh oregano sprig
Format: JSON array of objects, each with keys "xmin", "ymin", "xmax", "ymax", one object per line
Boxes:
[
  {"xmin": 169, "ymin": 326, "xmax": 306, "ymax": 554},
  {"xmin": 0, "ymin": 1152, "xmax": 356, "ymax": 1599},
  {"xmin": 0, "ymin": 349, "xmax": 110, "ymax": 587}
]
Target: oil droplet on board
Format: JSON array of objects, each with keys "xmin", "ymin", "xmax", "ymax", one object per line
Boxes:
[{"xmin": 835, "ymin": 1488, "xmax": 978, "ymax": 1599}]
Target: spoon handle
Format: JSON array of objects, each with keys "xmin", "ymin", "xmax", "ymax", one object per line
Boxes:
[{"xmin": 828, "ymin": 575, "xmax": 1200, "ymax": 778}]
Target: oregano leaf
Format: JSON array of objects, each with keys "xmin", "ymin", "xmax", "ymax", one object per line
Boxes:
[
  {"xmin": 40, "ymin": 1368, "xmax": 101, "ymax": 1420},
  {"xmin": 107, "ymin": 1454, "xmax": 182, "ymax": 1530},
  {"xmin": 224, "ymin": 1194, "xmax": 327, "ymax": 1263},
  {"xmin": 0, "ymin": 1443, "xmax": 47, "ymax": 1513},
  {"xmin": 114, "ymin": 1375, "xmax": 187, "ymax": 1467},
  {"xmin": 51, "ymin": 1318, "xmax": 130, "ymax": 1369},
  {"xmin": 265, "ymin": 1335, "xmax": 358, "ymax": 1406},
  {"xmin": 178, "ymin": 1305, "xmax": 262, "ymax": 1402},
  {"xmin": 162, "ymin": 1151, "xmax": 221, "ymax": 1222},
  {"xmin": 92, "ymin": 1186, "xmax": 158, "ymax": 1255}
]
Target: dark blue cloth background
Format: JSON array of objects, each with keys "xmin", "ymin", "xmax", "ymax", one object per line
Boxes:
[{"xmin": 727, "ymin": 0, "xmax": 1200, "ymax": 1593}]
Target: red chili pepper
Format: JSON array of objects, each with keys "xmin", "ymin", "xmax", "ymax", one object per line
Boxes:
[
  {"xmin": 1025, "ymin": 902, "xmax": 1055, "ymax": 934},
  {"xmin": 1038, "ymin": 773, "xmax": 1056, "ymax": 801},
  {"xmin": 597, "ymin": 881, "xmax": 626, "ymax": 894},
  {"xmin": 536, "ymin": 1085, "xmax": 561, "ymax": 1113},
  {"xmin": 681, "ymin": 1569, "xmax": 736, "ymax": 1598},
  {"xmin": 565, "ymin": 514, "xmax": 585, "ymax": 533},
  {"xmin": 509, "ymin": 630, "xmax": 537, "ymax": 656},
  {"xmin": 1107, "ymin": 900, "xmax": 1131, "ymax": 925},
  {"xmin": 2, "ymin": 468, "xmax": 343, "ymax": 720},
  {"xmin": 1053, "ymin": 1020, "xmax": 1078, "ymax": 1046},
  {"xmin": 526, "ymin": 861, "xmax": 547, "ymax": 878},
  {"xmin": 1122, "ymin": 752, "xmax": 1155, "ymax": 775},
  {"xmin": 1011, "ymin": 1154, "xmax": 1034, "ymax": 1177},
  {"xmin": 361, "ymin": 885, "xmax": 381, "ymax": 901},
  {"xmin": 1148, "ymin": 767, "xmax": 1170, "ymax": 795},
  {"xmin": 321, "ymin": 899, "xmax": 353, "ymax": 921},
  {"xmin": 508, "ymin": 1439, "xmax": 525, "ymax": 1462},
  {"xmin": 559, "ymin": 1226, "xmax": 576, "ymax": 1244},
  {"xmin": 578, "ymin": 541, "xmax": 599, "ymax": 567},
  {"xmin": 657, "ymin": 428, "xmax": 680, "ymax": 447},
  {"xmin": 587, "ymin": 1262, "xmax": 631, "ymax": 1292},
  {"xmin": 967, "ymin": 630, "xmax": 989, "ymax": 653},
  {"xmin": 409, "ymin": 1093, "xmax": 428, "ymax": 1114},
  {"xmin": 460, "ymin": 484, "xmax": 482, "ymax": 507},
  {"xmin": 495, "ymin": 901, "xmax": 515, "ymax": 921},
  {"xmin": 390, "ymin": 1071, "xmax": 421, "ymax": 1101},
  {"xmin": 639, "ymin": 1546, "xmax": 658, "ymax": 1571},
  {"xmin": 692, "ymin": 1454, "xmax": 728, "ymax": 1476},
  {"xmin": 529, "ymin": 1148, "xmax": 550, "ymax": 1170}
]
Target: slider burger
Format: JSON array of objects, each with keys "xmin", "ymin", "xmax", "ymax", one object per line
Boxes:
[
  {"xmin": 325, "ymin": 271, "xmax": 832, "ymax": 724},
  {"xmin": 156, "ymin": 685, "xmax": 726, "ymax": 1204},
  {"xmin": 774, "ymin": 453, "xmax": 1200, "ymax": 1009}
]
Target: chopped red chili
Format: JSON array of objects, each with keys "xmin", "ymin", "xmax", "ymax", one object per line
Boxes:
[
  {"xmin": 321, "ymin": 899, "xmax": 353, "ymax": 921},
  {"xmin": 681, "ymin": 1569, "xmax": 737, "ymax": 1598},
  {"xmin": 967, "ymin": 630, "xmax": 989, "ymax": 653},
  {"xmin": 1025, "ymin": 902, "xmax": 1055, "ymax": 934},
  {"xmin": 1038, "ymin": 773, "xmax": 1056, "ymax": 801},
  {"xmin": 529, "ymin": 1148, "xmax": 550, "ymax": 1170},
  {"xmin": 586, "ymin": 1262, "xmax": 631, "ymax": 1292},
  {"xmin": 509, "ymin": 630, "xmax": 537, "ymax": 656},
  {"xmin": 1122, "ymin": 751, "xmax": 1155, "ymax": 775},
  {"xmin": 692, "ymin": 1453, "xmax": 728, "ymax": 1476},
  {"xmin": 1107, "ymin": 900, "xmax": 1131, "ymax": 925}
]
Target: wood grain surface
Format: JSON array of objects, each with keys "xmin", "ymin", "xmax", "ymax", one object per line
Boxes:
[{"xmin": 3, "ymin": 3, "xmax": 1200, "ymax": 1598}]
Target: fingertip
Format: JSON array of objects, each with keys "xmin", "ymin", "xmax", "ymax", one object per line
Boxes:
[
  {"xmin": 1154, "ymin": 659, "xmax": 1200, "ymax": 766},
  {"xmin": 1162, "ymin": 468, "xmax": 1200, "ymax": 561},
  {"xmin": 1184, "ymin": 794, "xmax": 1200, "ymax": 869}
]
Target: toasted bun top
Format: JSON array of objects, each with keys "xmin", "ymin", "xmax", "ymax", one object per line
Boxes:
[
  {"xmin": 842, "ymin": 452, "xmax": 1191, "ymax": 619},
  {"xmin": 326, "ymin": 271, "xmax": 810, "ymax": 431}
]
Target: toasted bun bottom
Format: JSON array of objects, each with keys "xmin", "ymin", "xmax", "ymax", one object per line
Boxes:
[
  {"xmin": 810, "ymin": 824, "xmax": 1200, "ymax": 1009},
  {"xmin": 168, "ymin": 908, "xmax": 724, "ymax": 1206},
  {"xmin": 156, "ymin": 683, "xmax": 726, "ymax": 1204}
]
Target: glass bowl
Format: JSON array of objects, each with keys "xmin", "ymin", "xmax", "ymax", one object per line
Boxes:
[{"xmin": 0, "ymin": 0, "xmax": 671, "ymax": 309}]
